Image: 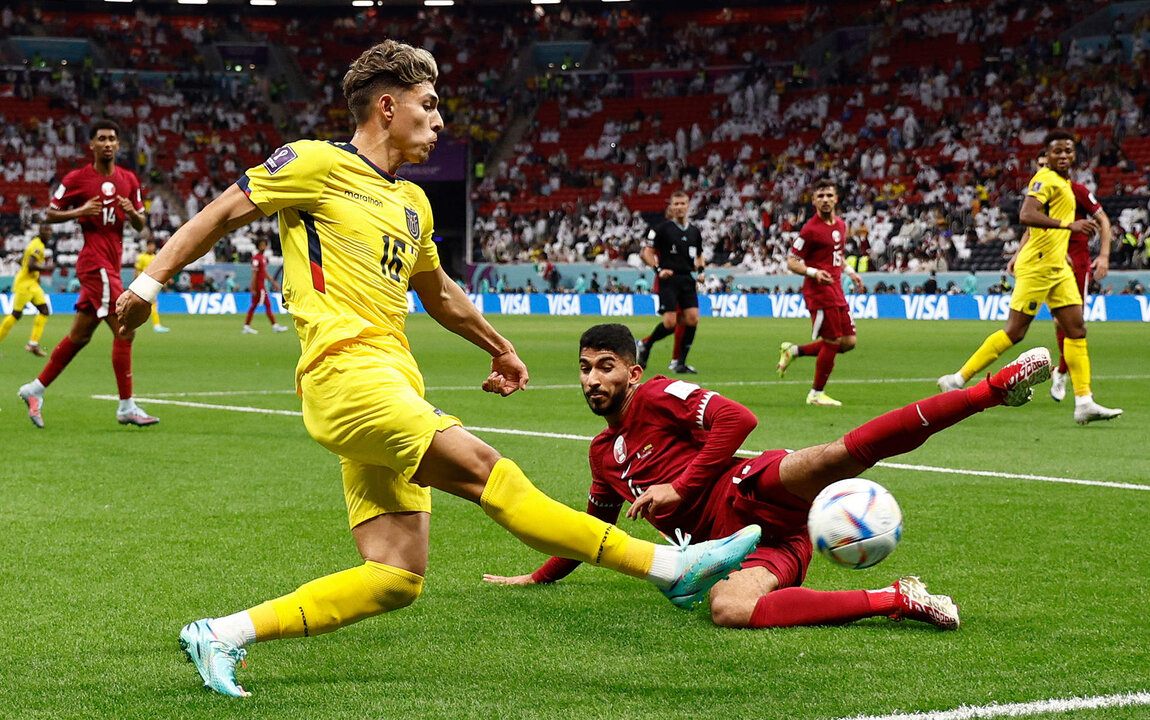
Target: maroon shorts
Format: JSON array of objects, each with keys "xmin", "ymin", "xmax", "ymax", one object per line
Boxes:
[
  {"xmin": 74, "ymin": 268, "xmax": 123, "ymax": 319},
  {"xmin": 706, "ymin": 449, "xmax": 813, "ymax": 589},
  {"xmin": 809, "ymin": 304, "xmax": 855, "ymax": 341},
  {"xmin": 1069, "ymin": 255, "xmax": 1090, "ymax": 298}
]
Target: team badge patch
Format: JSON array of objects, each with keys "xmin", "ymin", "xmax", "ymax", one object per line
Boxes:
[
  {"xmin": 613, "ymin": 435, "xmax": 627, "ymax": 464},
  {"xmin": 263, "ymin": 146, "xmax": 298, "ymax": 175},
  {"xmin": 405, "ymin": 207, "xmax": 420, "ymax": 239},
  {"xmin": 1028, "ymin": 301, "xmax": 1038, "ymax": 311},
  {"xmin": 1030, "ymin": 181, "xmax": 1043, "ymax": 192}
]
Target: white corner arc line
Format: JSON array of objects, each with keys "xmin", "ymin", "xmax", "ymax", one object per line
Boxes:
[
  {"xmin": 91, "ymin": 397, "xmax": 1149, "ymax": 492},
  {"xmin": 829, "ymin": 690, "xmax": 1150, "ymax": 720}
]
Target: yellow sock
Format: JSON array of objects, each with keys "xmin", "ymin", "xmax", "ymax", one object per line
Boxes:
[
  {"xmin": 480, "ymin": 458, "xmax": 654, "ymax": 580},
  {"xmin": 959, "ymin": 329, "xmax": 1014, "ymax": 381},
  {"xmin": 1064, "ymin": 337, "xmax": 1091, "ymax": 397},
  {"xmin": 30, "ymin": 313, "xmax": 47, "ymax": 344},
  {"xmin": 150, "ymin": 306, "xmax": 161, "ymax": 327},
  {"xmin": 248, "ymin": 561, "xmax": 422, "ymax": 641},
  {"xmin": 0, "ymin": 315, "xmax": 16, "ymax": 343}
]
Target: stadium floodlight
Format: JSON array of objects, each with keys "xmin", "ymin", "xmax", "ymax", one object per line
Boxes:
[
  {"xmin": 532, "ymin": 0, "xmax": 560, "ymax": 4},
  {"xmin": 351, "ymin": 0, "xmax": 373, "ymax": 5},
  {"xmin": 177, "ymin": 0, "xmax": 208, "ymax": 4},
  {"xmin": 250, "ymin": 0, "xmax": 276, "ymax": 5},
  {"xmin": 424, "ymin": 0, "xmax": 455, "ymax": 5},
  {"xmin": 103, "ymin": 0, "xmax": 134, "ymax": 4}
]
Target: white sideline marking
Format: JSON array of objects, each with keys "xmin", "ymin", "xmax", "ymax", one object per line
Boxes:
[
  {"xmin": 831, "ymin": 690, "xmax": 1150, "ymax": 720},
  {"xmin": 91, "ymin": 395, "xmax": 1150, "ymax": 492},
  {"xmin": 133, "ymin": 373, "xmax": 1150, "ymax": 396}
]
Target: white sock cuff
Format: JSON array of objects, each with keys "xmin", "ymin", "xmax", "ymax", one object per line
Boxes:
[
  {"xmin": 212, "ymin": 610, "xmax": 257, "ymax": 648},
  {"xmin": 646, "ymin": 545, "xmax": 680, "ymax": 590}
]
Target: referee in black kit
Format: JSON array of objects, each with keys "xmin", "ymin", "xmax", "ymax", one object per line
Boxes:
[{"xmin": 636, "ymin": 190, "xmax": 706, "ymax": 374}]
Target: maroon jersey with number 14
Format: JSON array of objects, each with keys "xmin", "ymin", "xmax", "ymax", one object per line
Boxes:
[
  {"xmin": 791, "ymin": 215, "xmax": 848, "ymax": 310},
  {"xmin": 49, "ymin": 164, "xmax": 143, "ymax": 275}
]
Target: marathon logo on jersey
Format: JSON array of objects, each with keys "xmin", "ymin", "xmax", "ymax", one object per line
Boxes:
[
  {"xmin": 405, "ymin": 208, "xmax": 420, "ymax": 240},
  {"xmin": 263, "ymin": 146, "xmax": 298, "ymax": 175},
  {"xmin": 613, "ymin": 435, "xmax": 627, "ymax": 464}
]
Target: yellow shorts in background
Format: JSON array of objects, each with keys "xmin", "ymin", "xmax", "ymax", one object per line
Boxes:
[
  {"xmin": 300, "ymin": 342, "xmax": 462, "ymax": 528},
  {"xmin": 1009, "ymin": 263, "xmax": 1083, "ymax": 315},
  {"xmin": 12, "ymin": 280, "xmax": 46, "ymax": 310}
]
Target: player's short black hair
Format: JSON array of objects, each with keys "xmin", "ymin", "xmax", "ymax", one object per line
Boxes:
[
  {"xmin": 812, "ymin": 178, "xmax": 837, "ymax": 193},
  {"xmin": 579, "ymin": 324, "xmax": 637, "ymax": 363},
  {"xmin": 1043, "ymin": 129, "xmax": 1076, "ymax": 148},
  {"xmin": 1034, "ymin": 149, "xmax": 1047, "ymax": 161},
  {"xmin": 89, "ymin": 119, "xmax": 120, "ymax": 140}
]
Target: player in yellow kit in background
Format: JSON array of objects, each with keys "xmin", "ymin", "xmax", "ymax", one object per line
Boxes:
[
  {"xmin": 936, "ymin": 130, "xmax": 1121, "ymax": 425},
  {"xmin": 116, "ymin": 39, "xmax": 760, "ymax": 699},
  {"xmin": 0, "ymin": 221, "xmax": 53, "ymax": 356},
  {"xmin": 133, "ymin": 238, "xmax": 168, "ymax": 333}
]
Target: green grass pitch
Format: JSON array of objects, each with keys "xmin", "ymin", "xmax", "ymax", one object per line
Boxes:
[{"xmin": 1, "ymin": 314, "xmax": 1147, "ymax": 719}]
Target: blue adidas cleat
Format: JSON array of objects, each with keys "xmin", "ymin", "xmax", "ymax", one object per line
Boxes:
[
  {"xmin": 178, "ymin": 619, "xmax": 251, "ymax": 698},
  {"xmin": 661, "ymin": 525, "xmax": 761, "ymax": 609}
]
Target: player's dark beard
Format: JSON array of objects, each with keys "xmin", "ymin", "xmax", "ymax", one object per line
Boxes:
[{"xmin": 584, "ymin": 387, "xmax": 625, "ymax": 417}]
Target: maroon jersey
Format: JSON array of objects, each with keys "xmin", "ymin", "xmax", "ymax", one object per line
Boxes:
[
  {"xmin": 50, "ymin": 164, "xmax": 143, "ymax": 275},
  {"xmin": 251, "ymin": 251, "xmax": 269, "ymax": 290},
  {"xmin": 791, "ymin": 215, "xmax": 848, "ymax": 309},
  {"xmin": 1069, "ymin": 182, "xmax": 1102, "ymax": 267}
]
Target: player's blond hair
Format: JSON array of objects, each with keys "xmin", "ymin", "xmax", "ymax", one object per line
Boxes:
[{"xmin": 342, "ymin": 40, "xmax": 439, "ymax": 125}]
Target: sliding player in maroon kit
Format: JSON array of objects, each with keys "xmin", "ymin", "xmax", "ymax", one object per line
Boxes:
[
  {"xmin": 485, "ymin": 324, "xmax": 1054, "ymax": 630},
  {"xmin": 241, "ymin": 237, "xmax": 288, "ymax": 335},
  {"xmin": 777, "ymin": 179, "xmax": 864, "ymax": 406},
  {"xmin": 17, "ymin": 119, "xmax": 158, "ymax": 428},
  {"xmin": 1008, "ymin": 153, "xmax": 1111, "ymax": 402}
]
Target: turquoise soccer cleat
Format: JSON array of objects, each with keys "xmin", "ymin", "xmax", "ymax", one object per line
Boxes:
[
  {"xmin": 178, "ymin": 619, "xmax": 251, "ymax": 698},
  {"xmin": 661, "ymin": 525, "xmax": 762, "ymax": 610}
]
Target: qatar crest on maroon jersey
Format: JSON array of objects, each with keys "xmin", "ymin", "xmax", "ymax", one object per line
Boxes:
[
  {"xmin": 405, "ymin": 207, "xmax": 420, "ymax": 240},
  {"xmin": 613, "ymin": 435, "xmax": 627, "ymax": 464}
]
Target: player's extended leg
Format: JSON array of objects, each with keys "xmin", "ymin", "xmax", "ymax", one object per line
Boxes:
[
  {"xmin": 807, "ymin": 334, "xmax": 855, "ymax": 407},
  {"xmin": 0, "ymin": 311, "xmax": 19, "ymax": 345},
  {"xmin": 18, "ymin": 311, "xmax": 99, "ymax": 428},
  {"xmin": 938, "ymin": 309, "xmax": 1033, "ymax": 391},
  {"xmin": 103, "ymin": 314, "xmax": 159, "ymax": 426},
  {"xmin": 27, "ymin": 303, "xmax": 50, "ymax": 355},
  {"xmin": 414, "ymin": 426, "xmax": 758, "ymax": 608},
  {"xmin": 1050, "ymin": 304, "xmax": 1122, "ymax": 424}
]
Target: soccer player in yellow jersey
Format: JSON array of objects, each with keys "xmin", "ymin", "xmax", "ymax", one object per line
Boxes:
[
  {"xmin": 937, "ymin": 130, "xmax": 1121, "ymax": 425},
  {"xmin": 0, "ymin": 222, "xmax": 53, "ymax": 357},
  {"xmin": 115, "ymin": 39, "xmax": 760, "ymax": 698},
  {"xmin": 132, "ymin": 239, "xmax": 168, "ymax": 333}
]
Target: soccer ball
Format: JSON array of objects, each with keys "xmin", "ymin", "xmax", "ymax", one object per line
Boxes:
[{"xmin": 807, "ymin": 478, "xmax": 902, "ymax": 569}]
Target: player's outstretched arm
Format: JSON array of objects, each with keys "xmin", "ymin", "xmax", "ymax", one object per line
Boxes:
[
  {"xmin": 117, "ymin": 184, "xmax": 263, "ymax": 332},
  {"xmin": 411, "ymin": 266, "xmax": 529, "ymax": 395}
]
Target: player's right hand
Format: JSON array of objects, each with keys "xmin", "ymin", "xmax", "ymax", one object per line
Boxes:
[
  {"xmin": 78, "ymin": 196, "xmax": 103, "ymax": 216},
  {"xmin": 1006, "ymin": 254, "xmax": 1017, "ymax": 276},
  {"xmin": 115, "ymin": 290, "xmax": 152, "ymax": 335},
  {"xmin": 481, "ymin": 573, "xmax": 537, "ymax": 585},
  {"xmin": 1068, "ymin": 218, "xmax": 1098, "ymax": 235},
  {"xmin": 815, "ymin": 268, "xmax": 833, "ymax": 285}
]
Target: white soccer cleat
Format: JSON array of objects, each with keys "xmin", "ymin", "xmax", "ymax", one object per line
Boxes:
[
  {"xmin": 153, "ymin": 325, "xmax": 171, "ymax": 333},
  {"xmin": 242, "ymin": 325, "xmax": 258, "ymax": 335},
  {"xmin": 661, "ymin": 525, "xmax": 762, "ymax": 609},
  {"xmin": 272, "ymin": 323, "xmax": 288, "ymax": 333},
  {"xmin": 18, "ymin": 382, "xmax": 44, "ymax": 428},
  {"xmin": 777, "ymin": 342, "xmax": 795, "ymax": 378},
  {"xmin": 118, "ymin": 406, "xmax": 160, "ymax": 427},
  {"xmin": 179, "ymin": 619, "xmax": 251, "ymax": 698},
  {"xmin": 888, "ymin": 576, "xmax": 960, "ymax": 630},
  {"xmin": 635, "ymin": 339, "xmax": 650, "ymax": 369},
  {"xmin": 1073, "ymin": 396, "xmax": 1123, "ymax": 425},
  {"xmin": 1049, "ymin": 369, "xmax": 1068, "ymax": 402},
  {"xmin": 988, "ymin": 347, "xmax": 1052, "ymax": 407},
  {"xmin": 806, "ymin": 390, "xmax": 842, "ymax": 407},
  {"xmin": 936, "ymin": 372, "xmax": 965, "ymax": 393}
]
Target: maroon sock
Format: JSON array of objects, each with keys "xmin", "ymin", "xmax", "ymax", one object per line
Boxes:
[
  {"xmin": 265, "ymin": 301, "xmax": 277, "ymax": 323},
  {"xmin": 1055, "ymin": 329, "xmax": 1068, "ymax": 374},
  {"xmin": 813, "ymin": 341, "xmax": 839, "ymax": 392},
  {"xmin": 843, "ymin": 383, "xmax": 998, "ymax": 466},
  {"xmin": 112, "ymin": 338, "xmax": 133, "ymax": 400},
  {"xmin": 245, "ymin": 304, "xmax": 256, "ymax": 325},
  {"xmin": 748, "ymin": 587, "xmax": 895, "ymax": 628},
  {"xmin": 37, "ymin": 336, "xmax": 84, "ymax": 387},
  {"xmin": 796, "ymin": 340, "xmax": 823, "ymax": 356}
]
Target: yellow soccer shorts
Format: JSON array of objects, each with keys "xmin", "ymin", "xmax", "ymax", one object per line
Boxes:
[
  {"xmin": 1009, "ymin": 263, "xmax": 1083, "ymax": 315},
  {"xmin": 11, "ymin": 280, "xmax": 46, "ymax": 310},
  {"xmin": 300, "ymin": 341, "xmax": 462, "ymax": 529}
]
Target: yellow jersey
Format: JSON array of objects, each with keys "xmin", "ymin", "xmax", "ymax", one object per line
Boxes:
[
  {"xmin": 238, "ymin": 140, "xmax": 439, "ymax": 385},
  {"xmin": 1020, "ymin": 167, "xmax": 1074, "ymax": 272},
  {"xmin": 15, "ymin": 236, "xmax": 46, "ymax": 287},
  {"xmin": 135, "ymin": 251, "xmax": 155, "ymax": 274}
]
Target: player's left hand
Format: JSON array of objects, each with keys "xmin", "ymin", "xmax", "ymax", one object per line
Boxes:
[
  {"xmin": 1091, "ymin": 255, "xmax": 1109, "ymax": 281},
  {"xmin": 115, "ymin": 289, "xmax": 152, "ymax": 334},
  {"xmin": 626, "ymin": 483, "xmax": 682, "ymax": 520},
  {"xmin": 116, "ymin": 195, "xmax": 137, "ymax": 215},
  {"xmin": 483, "ymin": 349, "xmax": 529, "ymax": 396}
]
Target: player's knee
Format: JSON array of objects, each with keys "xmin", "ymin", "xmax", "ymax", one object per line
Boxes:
[
  {"xmin": 709, "ymin": 593, "xmax": 753, "ymax": 628},
  {"xmin": 837, "ymin": 337, "xmax": 856, "ymax": 352},
  {"xmin": 363, "ymin": 562, "xmax": 423, "ymax": 611},
  {"xmin": 10, "ymin": 311, "xmax": 23, "ymax": 320}
]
